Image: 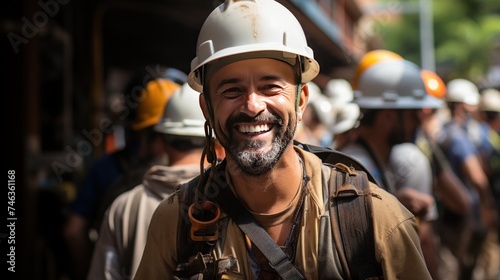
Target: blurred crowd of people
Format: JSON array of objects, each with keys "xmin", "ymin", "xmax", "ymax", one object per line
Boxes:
[{"xmin": 299, "ymin": 50, "xmax": 500, "ymax": 280}]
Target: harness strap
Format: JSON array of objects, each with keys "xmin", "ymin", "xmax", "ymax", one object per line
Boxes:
[
  {"xmin": 217, "ymin": 185, "xmax": 306, "ymax": 280},
  {"xmin": 329, "ymin": 163, "xmax": 382, "ymax": 280}
]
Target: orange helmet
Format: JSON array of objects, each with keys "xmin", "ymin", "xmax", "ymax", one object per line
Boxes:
[
  {"xmin": 420, "ymin": 70, "xmax": 446, "ymax": 99},
  {"xmin": 131, "ymin": 79, "xmax": 180, "ymax": 131},
  {"xmin": 353, "ymin": 50, "xmax": 403, "ymax": 89}
]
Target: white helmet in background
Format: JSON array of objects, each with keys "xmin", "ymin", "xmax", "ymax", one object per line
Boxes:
[
  {"xmin": 446, "ymin": 78, "xmax": 480, "ymax": 106},
  {"xmin": 307, "ymin": 82, "xmax": 334, "ymax": 127},
  {"xmin": 324, "ymin": 78, "xmax": 354, "ymax": 105},
  {"xmin": 354, "ymin": 59, "xmax": 444, "ymax": 109},
  {"xmin": 330, "ymin": 103, "xmax": 361, "ymax": 135},
  {"xmin": 479, "ymin": 88, "xmax": 500, "ymax": 113},
  {"xmin": 188, "ymin": 0, "xmax": 320, "ymax": 92},
  {"xmin": 154, "ymin": 83, "xmax": 206, "ymax": 137},
  {"xmin": 323, "ymin": 79, "xmax": 359, "ymax": 134}
]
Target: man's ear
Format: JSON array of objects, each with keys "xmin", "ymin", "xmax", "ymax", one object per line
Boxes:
[{"xmin": 297, "ymin": 83, "xmax": 309, "ymax": 122}]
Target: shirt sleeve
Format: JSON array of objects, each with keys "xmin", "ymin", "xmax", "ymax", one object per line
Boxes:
[{"xmin": 371, "ymin": 184, "xmax": 432, "ymax": 280}]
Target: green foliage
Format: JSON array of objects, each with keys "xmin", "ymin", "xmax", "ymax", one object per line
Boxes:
[{"xmin": 375, "ymin": 0, "xmax": 500, "ymax": 84}]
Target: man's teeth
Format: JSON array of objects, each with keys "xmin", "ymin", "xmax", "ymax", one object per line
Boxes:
[{"xmin": 239, "ymin": 124, "xmax": 270, "ymax": 133}]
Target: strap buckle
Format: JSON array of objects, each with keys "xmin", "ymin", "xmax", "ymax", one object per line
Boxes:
[{"xmin": 189, "ymin": 201, "xmax": 220, "ymax": 241}]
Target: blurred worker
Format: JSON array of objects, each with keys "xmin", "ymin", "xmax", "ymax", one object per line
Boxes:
[
  {"xmin": 87, "ymin": 82, "xmax": 222, "ymax": 279},
  {"xmin": 352, "ymin": 49, "xmax": 403, "ymax": 90},
  {"xmin": 324, "ymin": 78, "xmax": 361, "ymax": 150},
  {"xmin": 473, "ymin": 88, "xmax": 500, "ymax": 279},
  {"xmin": 295, "ymin": 81, "xmax": 334, "ymax": 147},
  {"xmin": 476, "ymin": 88, "xmax": 500, "ymax": 187},
  {"xmin": 417, "ymin": 70, "xmax": 471, "ymax": 216},
  {"xmin": 341, "ymin": 59, "xmax": 444, "ymax": 279},
  {"xmin": 437, "ymin": 78, "xmax": 497, "ymax": 280},
  {"xmin": 411, "ymin": 70, "xmax": 473, "ymax": 279},
  {"xmin": 63, "ymin": 66, "xmax": 184, "ymax": 280}
]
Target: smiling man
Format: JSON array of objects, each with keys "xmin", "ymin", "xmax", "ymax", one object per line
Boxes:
[
  {"xmin": 207, "ymin": 58, "xmax": 299, "ymax": 177},
  {"xmin": 134, "ymin": 1, "xmax": 431, "ymax": 279}
]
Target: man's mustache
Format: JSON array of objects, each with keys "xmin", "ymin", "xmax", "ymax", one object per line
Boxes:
[{"xmin": 227, "ymin": 112, "xmax": 282, "ymax": 127}]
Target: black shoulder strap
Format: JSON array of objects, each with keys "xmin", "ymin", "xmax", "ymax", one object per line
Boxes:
[
  {"xmin": 294, "ymin": 140, "xmax": 377, "ymax": 184},
  {"xmin": 295, "ymin": 141, "xmax": 382, "ymax": 279},
  {"xmin": 175, "ymin": 174, "xmax": 213, "ymax": 263},
  {"xmin": 173, "ymin": 162, "xmax": 232, "ymax": 279},
  {"xmin": 329, "ymin": 163, "xmax": 382, "ymax": 280}
]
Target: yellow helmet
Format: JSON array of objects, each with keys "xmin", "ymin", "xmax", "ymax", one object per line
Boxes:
[{"xmin": 130, "ymin": 79, "xmax": 180, "ymax": 131}]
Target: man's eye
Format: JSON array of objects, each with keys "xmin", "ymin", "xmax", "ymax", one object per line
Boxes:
[
  {"xmin": 221, "ymin": 87, "xmax": 244, "ymax": 97},
  {"xmin": 261, "ymin": 84, "xmax": 282, "ymax": 93}
]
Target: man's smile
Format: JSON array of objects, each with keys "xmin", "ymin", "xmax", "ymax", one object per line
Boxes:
[{"xmin": 236, "ymin": 123, "xmax": 273, "ymax": 134}]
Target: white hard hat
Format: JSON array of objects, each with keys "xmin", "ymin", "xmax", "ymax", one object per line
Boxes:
[
  {"xmin": 307, "ymin": 82, "xmax": 334, "ymax": 127},
  {"xmin": 354, "ymin": 59, "xmax": 444, "ymax": 109},
  {"xmin": 324, "ymin": 79, "xmax": 354, "ymax": 105},
  {"xmin": 188, "ymin": 0, "xmax": 320, "ymax": 92},
  {"xmin": 479, "ymin": 88, "xmax": 500, "ymax": 112},
  {"xmin": 330, "ymin": 103, "xmax": 360, "ymax": 135},
  {"xmin": 154, "ymin": 83, "xmax": 206, "ymax": 137},
  {"xmin": 446, "ymin": 78, "xmax": 480, "ymax": 106}
]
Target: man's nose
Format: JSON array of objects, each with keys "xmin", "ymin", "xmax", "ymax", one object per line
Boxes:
[{"xmin": 242, "ymin": 91, "xmax": 266, "ymax": 116}]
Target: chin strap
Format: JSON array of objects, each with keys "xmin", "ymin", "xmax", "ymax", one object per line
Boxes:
[
  {"xmin": 195, "ymin": 121, "xmax": 218, "ymax": 203},
  {"xmin": 188, "ymin": 121, "xmax": 221, "ymax": 242}
]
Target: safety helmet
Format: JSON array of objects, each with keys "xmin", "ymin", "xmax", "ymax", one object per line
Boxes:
[
  {"xmin": 154, "ymin": 83, "xmax": 206, "ymax": 137},
  {"xmin": 353, "ymin": 49, "xmax": 403, "ymax": 89},
  {"xmin": 354, "ymin": 59, "xmax": 444, "ymax": 109},
  {"xmin": 330, "ymin": 103, "xmax": 361, "ymax": 135},
  {"xmin": 154, "ymin": 66, "xmax": 188, "ymax": 85},
  {"xmin": 324, "ymin": 78, "xmax": 354, "ymax": 105},
  {"xmin": 420, "ymin": 70, "xmax": 446, "ymax": 99},
  {"xmin": 307, "ymin": 82, "xmax": 334, "ymax": 127},
  {"xmin": 187, "ymin": 0, "xmax": 320, "ymax": 92},
  {"xmin": 446, "ymin": 78, "xmax": 480, "ymax": 106},
  {"xmin": 479, "ymin": 88, "xmax": 500, "ymax": 113},
  {"xmin": 131, "ymin": 79, "xmax": 180, "ymax": 131}
]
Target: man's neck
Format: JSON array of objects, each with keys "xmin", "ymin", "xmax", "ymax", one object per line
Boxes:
[{"xmin": 227, "ymin": 146, "xmax": 303, "ymax": 214}]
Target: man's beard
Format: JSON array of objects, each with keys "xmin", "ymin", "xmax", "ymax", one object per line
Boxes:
[{"xmin": 225, "ymin": 111, "xmax": 297, "ymax": 176}]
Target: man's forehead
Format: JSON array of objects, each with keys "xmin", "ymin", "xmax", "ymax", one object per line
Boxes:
[{"xmin": 209, "ymin": 58, "xmax": 295, "ymax": 82}]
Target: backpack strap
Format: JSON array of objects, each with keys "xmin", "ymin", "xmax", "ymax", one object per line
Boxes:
[
  {"xmin": 329, "ymin": 163, "xmax": 382, "ymax": 279},
  {"xmin": 175, "ymin": 175, "xmax": 215, "ymax": 261},
  {"xmin": 172, "ymin": 163, "xmax": 233, "ymax": 279},
  {"xmin": 294, "ymin": 141, "xmax": 377, "ymax": 184}
]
